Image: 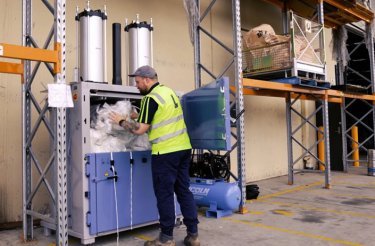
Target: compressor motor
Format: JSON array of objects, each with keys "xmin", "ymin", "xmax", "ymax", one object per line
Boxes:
[{"xmin": 190, "ymin": 152, "xmax": 230, "ymax": 180}]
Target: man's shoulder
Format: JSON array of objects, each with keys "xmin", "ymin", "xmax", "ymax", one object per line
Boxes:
[{"xmin": 157, "ymin": 84, "xmax": 174, "ymax": 93}]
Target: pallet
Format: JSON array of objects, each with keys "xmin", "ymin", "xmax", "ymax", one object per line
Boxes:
[{"xmin": 272, "ymin": 76, "xmax": 331, "ymax": 89}]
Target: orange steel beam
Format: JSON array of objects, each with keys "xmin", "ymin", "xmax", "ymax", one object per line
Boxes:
[
  {"xmin": 0, "ymin": 61, "xmax": 23, "ymax": 75},
  {"xmin": 327, "ymin": 97, "xmax": 342, "ymax": 104},
  {"xmin": 242, "ymin": 87, "xmax": 342, "ymax": 103},
  {"xmin": 0, "ymin": 43, "xmax": 59, "ymax": 64},
  {"xmin": 54, "ymin": 43, "xmax": 61, "ymax": 74},
  {"xmin": 242, "ymin": 87, "xmax": 287, "ymax": 98},
  {"xmin": 260, "ymin": 0, "xmax": 373, "ymax": 27},
  {"xmin": 343, "ymin": 92, "xmax": 375, "ymax": 101},
  {"xmin": 324, "ymin": 0, "xmax": 373, "ymax": 23},
  {"xmin": 243, "ymin": 78, "xmax": 331, "ymax": 95},
  {"xmin": 241, "ymin": 79, "xmax": 374, "ymax": 102}
]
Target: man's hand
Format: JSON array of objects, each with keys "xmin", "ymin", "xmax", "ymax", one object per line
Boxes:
[
  {"xmin": 109, "ymin": 111, "xmax": 124, "ymax": 126},
  {"xmin": 130, "ymin": 108, "xmax": 139, "ymax": 120},
  {"xmin": 109, "ymin": 111, "xmax": 140, "ymax": 132}
]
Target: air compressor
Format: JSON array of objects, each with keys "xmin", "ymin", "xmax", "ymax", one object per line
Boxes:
[{"xmin": 189, "ymin": 178, "xmax": 241, "ymax": 218}]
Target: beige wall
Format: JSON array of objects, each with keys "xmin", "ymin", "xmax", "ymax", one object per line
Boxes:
[
  {"xmin": 0, "ymin": 0, "xmax": 23, "ymax": 224},
  {"xmin": 240, "ymin": 0, "xmax": 292, "ymax": 181},
  {"xmin": 0, "ymin": 0, "xmax": 336, "ymax": 223}
]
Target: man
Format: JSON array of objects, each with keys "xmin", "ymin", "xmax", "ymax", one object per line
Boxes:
[{"xmin": 109, "ymin": 65, "xmax": 200, "ymax": 246}]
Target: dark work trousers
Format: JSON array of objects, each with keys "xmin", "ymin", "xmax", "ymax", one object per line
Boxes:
[{"xmin": 151, "ymin": 149, "xmax": 199, "ymax": 237}]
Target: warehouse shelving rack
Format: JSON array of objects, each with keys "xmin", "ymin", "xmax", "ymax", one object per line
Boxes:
[
  {"xmin": 243, "ymin": 1, "xmax": 332, "ymax": 188},
  {"xmin": 23, "ymin": 0, "xmax": 68, "ymax": 245},
  {"xmin": 193, "ymin": 0, "xmax": 247, "ymax": 212},
  {"xmin": 337, "ymin": 22, "xmax": 375, "ymax": 172},
  {"xmin": 192, "ymin": 0, "xmax": 375, "ymax": 193},
  {"xmin": 0, "ymin": 0, "xmax": 68, "ymax": 245},
  {"xmin": 271, "ymin": 0, "xmax": 375, "ymax": 174}
]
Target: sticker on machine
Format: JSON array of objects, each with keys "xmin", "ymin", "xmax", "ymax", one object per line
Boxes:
[{"xmin": 48, "ymin": 84, "xmax": 74, "ymax": 108}]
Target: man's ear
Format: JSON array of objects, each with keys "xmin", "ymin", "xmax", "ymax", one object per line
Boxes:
[{"xmin": 146, "ymin": 77, "xmax": 153, "ymax": 85}]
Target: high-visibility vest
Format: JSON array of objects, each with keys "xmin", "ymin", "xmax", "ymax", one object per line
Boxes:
[{"xmin": 143, "ymin": 84, "xmax": 191, "ymax": 154}]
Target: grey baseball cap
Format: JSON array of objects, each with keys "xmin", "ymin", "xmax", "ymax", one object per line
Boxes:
[{"xmin": 128, "ymin": 65, "xmax": 157, "ymax": 78}]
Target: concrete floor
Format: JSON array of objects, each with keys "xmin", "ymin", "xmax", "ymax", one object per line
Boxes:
[{"xmin": 1, "ymin": 166, "xmax": 375, "ymax": 246}]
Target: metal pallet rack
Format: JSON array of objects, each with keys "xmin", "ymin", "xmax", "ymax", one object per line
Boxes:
[
  {"xmin": 242, "ymin": 79, "xmax": 332, "ymax": 188},
  {"xmin": 337, "ymin": 22, "xmax": 375, "ymax": 172},
  {"xmin": 23, "ymin": 0, "xmax": 68, "ymax": 244},
  {"xmin": 242, "ymin": 0, "xmax": 375, "ymax": 186},
  {"xmin": 259, "ymin": 2, "xmax": 375, "ymax": 177},
  {"xmin": 0, "ymin": 0, "xmax": 68, "ymax": 245},
  {"xmin": 241, "ymin": 0, "xmax": 332, "ymax": 188},
  {"xmin": 192, "ymin": 0, "xmax": 375, "ymax": 191},
  {"xmin": 282, "ymin": 1, "xmax": 331, "ymax": 187},
  {"xmin": 192, "ymin": 0, "xmax": 247, "ymax": 212},
  {"xmin": 193, "ymin": 0, "xmax": 333, "ymax": 188}
]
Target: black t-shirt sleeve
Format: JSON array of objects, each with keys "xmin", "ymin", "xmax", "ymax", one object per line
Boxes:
[{"xmin": 137, "ymin": 97, "xmax": 158, "ymax": 125}]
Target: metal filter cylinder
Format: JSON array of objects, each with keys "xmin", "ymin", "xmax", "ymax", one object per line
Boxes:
[
  {"xmin": 125, "ymin": 16, "xmax": 153, "ymax": 86},
  {"xmin": 368, "ymin": 149, "xmax": 375, "ymax": 176},
  {"xmin": 76, "ymin": 8, "xmax": 107, "ymax": 83}
]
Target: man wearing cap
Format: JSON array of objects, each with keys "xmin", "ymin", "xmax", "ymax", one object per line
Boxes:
[{"xmin": 109, "ymin": 65, "xmax": 200, "ymax": 246}]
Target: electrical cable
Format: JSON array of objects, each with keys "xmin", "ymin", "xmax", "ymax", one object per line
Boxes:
[
  {"xmin": 110, "ymin": 152, "xmax": 119, "ymax": 246},
  {"xmin": 130, "ymin": 151, "xmax": 133, "ymax": 230}
]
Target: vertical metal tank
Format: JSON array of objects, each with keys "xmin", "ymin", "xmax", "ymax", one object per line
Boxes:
[
  {"xmin": 125, "ymin": 15, "xmax": 153, "ymax": 86},
  {"xmin": 76, "ymin": 3, "xmax": 107, "ymax": 83}
]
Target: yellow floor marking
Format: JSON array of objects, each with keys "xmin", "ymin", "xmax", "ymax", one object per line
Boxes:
[
  {"xmin": 225, "ymin": 218, "xmax": 363, "ymax": 246},
  {"xmin": 259, "ymin": 200, "xmax": 375, "ymax": 219},
  {"xmin": 252, "ymin": 181, "xmax": 323, "ymax": 202},
  {"xmin": 272, "ymin": 209, "xmax": 293, "ymax": 216},
  {"xmin": 133, "ymin": 234, "xmax": 153, "ymax": 241},
  {"xmin": 248, "ymin": 211, "xmax": 265, "ymax": 215}
]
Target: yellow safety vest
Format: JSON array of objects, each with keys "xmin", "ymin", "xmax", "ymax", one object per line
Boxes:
[{"xmin": 144, "ymin": 84, "xmax": 192, "ymax": 154}]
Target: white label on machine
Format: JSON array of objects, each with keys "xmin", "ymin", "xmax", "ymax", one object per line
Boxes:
[
  {"xmin": 0, "ymin": 45, "xmax": 3, "ymax": 56},
  {"xmin": 48, "ymin": 84, "xmax": 74, "ymax": 108}
]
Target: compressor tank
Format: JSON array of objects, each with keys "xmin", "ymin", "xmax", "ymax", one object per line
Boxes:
[
  {"xmin": 125, "ymin": 16, "xmax": 153, "ymax": 86},
  {"xmin": 76, "ymin": 8, "xmax": 107, "ymax": 83},
  {"xmin": 189, "ymin": 179, "xmax": 241, "ymax": 211}
]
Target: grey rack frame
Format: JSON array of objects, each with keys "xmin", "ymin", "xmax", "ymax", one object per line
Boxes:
[
  {"xmin": 193, "ymin": 0, "xmax": 247, "ymax": 212},
  {"xmin": 22, "ymin": 0, "xmax": 68, "ymax": 245},
  {"xmin": 337, "ymin": 22, "xmax": 375, "ymax": 172}
]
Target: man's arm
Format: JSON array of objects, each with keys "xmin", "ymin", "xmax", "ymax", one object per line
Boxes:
[
  {"xmin": 109, "ymin": 111, "xmax": 150, "ymax": 135},
  {"xmin": 120, "ymin": 117, "xmax": 150, "ymax": 135},
  {"xmin": 132, "ymin": 122, "xmax": 150, "ymax": 135}
]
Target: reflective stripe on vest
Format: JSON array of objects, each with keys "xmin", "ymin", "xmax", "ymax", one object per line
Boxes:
[
  {"xmin": 150, "ymin": 128, "xmax": 187, "ymax": 144},
  {"xmin": 151, "ymin": 114, "xmax": 184, "ymax": 130},
  {"xmin": 148, "ymin": 92, "xmax": 165, "ymax": 104}
]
